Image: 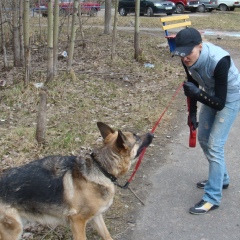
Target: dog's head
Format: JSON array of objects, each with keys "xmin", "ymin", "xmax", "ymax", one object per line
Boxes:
[{"xmin": 97, "ymin": 122, "xmax": 154, "ymax": 176}]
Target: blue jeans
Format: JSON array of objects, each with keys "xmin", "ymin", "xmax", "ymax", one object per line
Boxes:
[{"xmin": 198, "ymin": 100, "xmax": 240, "ymax": 205}]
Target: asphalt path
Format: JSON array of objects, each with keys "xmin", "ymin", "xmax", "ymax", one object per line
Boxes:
[{"xmin": 125, "ymin": 51, "xmax": 240, "ymax": 239}]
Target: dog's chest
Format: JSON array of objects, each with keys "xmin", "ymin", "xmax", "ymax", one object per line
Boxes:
[
  {"xmin": 97, "ymin": 196, "xmax": 114, "ymax": 215},
  {"xmin": 90, "ymin": 182, "xmax": 115, "ymax": 215}
]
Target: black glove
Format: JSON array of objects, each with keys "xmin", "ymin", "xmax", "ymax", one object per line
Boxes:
[
  {"xmin": 188, "ymin": 113, "xmax": 198, "ymax": 130},
  {"xmin": 183, "ymin": 81, "xmax": 200, "ymax": 98}
]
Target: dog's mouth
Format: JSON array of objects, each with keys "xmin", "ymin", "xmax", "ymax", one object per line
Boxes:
[{"xmin": 136, "ymin": 133, "xmax": 154, "ymax": 157}]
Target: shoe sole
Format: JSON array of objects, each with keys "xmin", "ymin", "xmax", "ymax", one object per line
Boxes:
[
  {"xmin": 189, "ymin": 205, "xmax": 219, "ymax": 215},
  {"xmin": 189, "ymin": 210, "xmax": 207, "ymax": 215},
  {"xmin": 197, "ymin": 183, "xmax": 229, "ymax": 189}
]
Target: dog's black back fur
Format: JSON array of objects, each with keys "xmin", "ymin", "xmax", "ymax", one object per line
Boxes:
[{"xmin": 0, "ymin": 155, "xmax": 82, "ymax": 213}]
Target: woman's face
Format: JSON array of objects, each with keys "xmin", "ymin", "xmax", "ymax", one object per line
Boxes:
[{"xmin": 181, "ymin": 44, "xmax": 202, "ymax": 67}]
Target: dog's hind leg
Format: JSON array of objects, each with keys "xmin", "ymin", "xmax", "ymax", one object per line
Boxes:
[
  {"xmin": 69, "ymin": 214, "xmax": 88, "ymax": 240},
  {"xmin": 0, "ymin": 207, "xmax": 23, "ymax": 240},
  {"xmin": 91, "ymin": 214, "xmax": 113, "ymax": 240}
]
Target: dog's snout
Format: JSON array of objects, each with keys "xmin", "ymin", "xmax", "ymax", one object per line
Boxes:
[
  {"xmin": 147, "ymin": 132, "xmax": 154, "ymax": 143},
  {"xmin": 148, "ymin": 132, "xmax": 154, "ymax": 138},
  {"xmin": 140, "ymin": 132, "xmax": 153, "ymax": 147}
]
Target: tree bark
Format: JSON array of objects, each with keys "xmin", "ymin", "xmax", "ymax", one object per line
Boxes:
[
  {"xmin": 134, "ymin": 0, "xmax": 141, "ymax": 61},
  {"xmin": 23, "ymin": 0, "xmax": 31, "ymax": 84},
  {"xmin": 67, "ymin": 0, "xmax": 79, "ymax": 71},
  {"xmin": 36, "ymin": 87, "xmax": 48, "ymax": 145},
  {"xmin": 19, "ymin": 0, "xmax": 25, "ymax": 63},
  {"xmin": 46, "ymin": 0, "xmax": 54, "ymax": 83},
  {"xmin": 53, "ymin": 0, "xmax": 59, "ymax": 76},
  {"xmin": 13, "ymin": 0, "xmax": 22, "ymax": 67},
  {"xmin": 111, "ymin": 0, "xmax": 119, "ymax": 60},
  {"xmin": 0, "ymin": 0, "xmax": 8, "ymax": 68},
  {"xmin": 104, "ymin": 0, "xmax": 111, "ymax": 34},
  {"xmin": 77, "ymin": 0, "xmax": 86, "ymax": 48}
]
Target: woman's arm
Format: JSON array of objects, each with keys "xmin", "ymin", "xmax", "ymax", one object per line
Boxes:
[
  {"xmin": 183, "ymin": 56, "xmax": 230, "ymax": 111},
  {"xmin": 197, "ymin": 56, "xmax": 230, "ymax": 110}
]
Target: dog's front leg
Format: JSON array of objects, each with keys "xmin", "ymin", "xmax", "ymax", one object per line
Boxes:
[
  {"xmin": 0, "ymin": 208, "xmax": 23, "ymax": 240},
  {"xmin": 91, "ymin": 214, "xmax": 113, "ymax": 240},
  {"xmin": 68, "ymin": 214, "xmax": 87, "ymax": 240}
]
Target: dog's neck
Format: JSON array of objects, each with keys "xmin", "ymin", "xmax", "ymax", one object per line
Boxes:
[{"xmin": 90, "ymin": 152, "xmax": 118, "ymax": 183}]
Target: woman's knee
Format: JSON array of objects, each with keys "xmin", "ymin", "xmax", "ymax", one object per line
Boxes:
[{"xmin": 198, "ymin": 139, "xmax": 209, "ymax": 154}]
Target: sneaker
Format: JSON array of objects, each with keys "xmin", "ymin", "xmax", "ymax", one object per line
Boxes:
[
  {"xmin": 196, "ymin": 180, "xmax": 229, "ymax": 189},
  {"xmin": 189, "ymin": 200, "xmax": 219, "ymax": 215}
]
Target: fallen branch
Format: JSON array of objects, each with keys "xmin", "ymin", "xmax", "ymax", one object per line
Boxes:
[{"xmin": 128, "ymin": 186, "xmax": 145, "ymax": 206}]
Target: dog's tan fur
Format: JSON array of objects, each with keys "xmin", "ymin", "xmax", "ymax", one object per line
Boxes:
[{"xmin": 0, "ymin": 122, "xmax": 153, "ymax": 240}]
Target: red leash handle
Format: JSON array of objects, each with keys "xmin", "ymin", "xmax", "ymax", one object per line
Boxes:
[{"xmin": 187, "ymin": 97, "xmax": 197, "ymax": 148}]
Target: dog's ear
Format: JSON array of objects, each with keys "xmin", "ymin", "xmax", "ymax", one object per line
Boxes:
[
  {"xmin": 97, "ymin": 122, "xmax": 115, "ymax": 140},
  {"xmin": 116, "ymin": 130, "xmax": 127, "ymax": 149}
]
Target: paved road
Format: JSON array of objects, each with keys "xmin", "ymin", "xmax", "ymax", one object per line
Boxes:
[{"xmin": 126, "ymin": 51, "xmax": 240, "ymax": 239}]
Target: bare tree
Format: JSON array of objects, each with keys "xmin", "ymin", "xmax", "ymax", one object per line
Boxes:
[
  {"xmin": 46, "ymin": 0, "xmax": 54, "ymax": 83},
  {"xmin": 67, "ymin": 0, "xmax": 79, "ymax": 71},
  {"xmin": 23, "ymin": 0, "xmax": 31, "ymax": 84},
  {"xmin": 111, "ymin": 0, "xmax": 119, "ymax": 59},
  {"xmin": 19, "ymin": 0, "xmax": 24, "ymax": 63},
  {"xmin": 104, "ymin": 0, "xmax": 111, "ymax": 34},
  {"xmin": 0, "ymin": 0, "xmax": 8, "ymax": 68},
  {"xmin": 53, "ymin": 0, "xmax": 60, "ymax": 76},
  {"xmin": 13, "ymin": 0, "xmax": 22, "ymax": 67},
  {"xmin": 77, "ymin": 0, "xmax": 86, "ymax": 48},
  {"xmin": 36, "ymin": 87, "xmax": 48, "ymax": 145},
  {"xmin": 134, "ymin": 0, "xmax": 141, "ymax": 60}
]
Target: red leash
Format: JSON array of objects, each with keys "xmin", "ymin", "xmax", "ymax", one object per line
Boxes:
[
  {"xmin": 187, "ymin": 97, "xmax": 197, "ymax": 147},
  {"xmin": 121, "ymin": 82, "xmax": 184, "ymax": 189}
]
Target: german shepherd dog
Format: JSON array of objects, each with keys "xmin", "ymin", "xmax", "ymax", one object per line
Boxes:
[{"xmin": 0, "ymin": 122, "xmax": 153, "ymax": 240}]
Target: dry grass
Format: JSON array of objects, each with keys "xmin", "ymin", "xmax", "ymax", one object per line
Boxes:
[{"xmin": 0, "ymin": 9, "xmax": 240, "ymax": 239}]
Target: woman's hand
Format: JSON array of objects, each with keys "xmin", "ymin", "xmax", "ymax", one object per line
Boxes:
[
  {"xmin": 188, "ymin": 114, "xmax": 198, "ymax": 130},
  {"xmin": 183, "ymin": 82, "xmax": 200, "ymax": 98}
]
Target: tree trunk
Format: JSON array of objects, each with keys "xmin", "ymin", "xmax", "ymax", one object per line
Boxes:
[
  {"xmin": 46, "ymin": 0, "xmax": 54, "ymax": 83},
  {"xmin": 13, "ymin": 0, "xmax": 22, "ymax": 67},
  {"xmin": 36, "ymin": 87, "xmax": 48, "ymax": 145},
  {"xmin": 111, "ymin": 0, "xmax": 119, "ymax": 60},
  {"xmin": 19, "ymin": 0, "xmax": 25, "ymax": 63},
  {"xmin": 134, "ymin": 0, "xmax": 141, "ymax": 61},
  {"xmin": 0, "ymin": 0, "xmax": 8, "ymax": 68},
  {"xmin": 23, "ymin": 0, "xmax": 31, "ymax": 84},
  {"xmin": 67, "ymin": 7, "xmax": 71, "ymax": 39},
  {"xmin": 67, "ymin": 0, "xmax": 79, "ymax": 71},
  {"xmin": 53, "ymin": 0, "xmax": 59, "ymax": 76},
  {"xmin": 104, "ymin": 0, "xmax": 111, "ymax": 34},
  {"xmin": 77, "ymin": 0, "xmax": 86, "ymax": 48}
]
